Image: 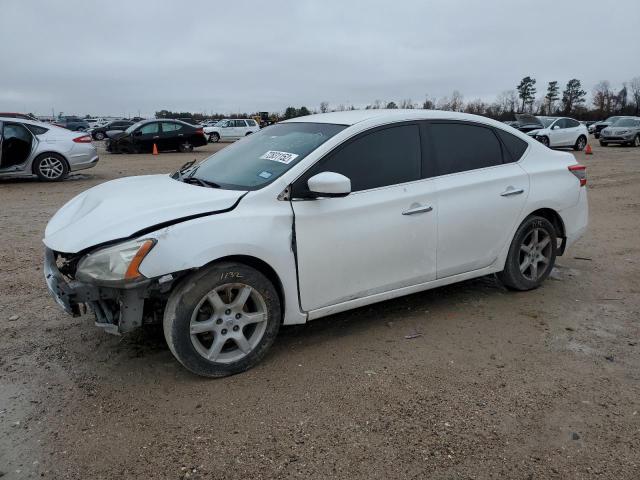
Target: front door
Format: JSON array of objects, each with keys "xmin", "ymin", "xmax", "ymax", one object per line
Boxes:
[
  {"xmin": 428, "ymin": 122, "xmax": 529, "ymax": 278},
  {"xmin": 219, "ymin": 121, "xmax": 234, "ymax": 140},
  {"xmin": 291, "ymin": 123, "xmax": 437, "ymax": 312},
  {"xmin": 135, "ymin": 122, "xmax": 160, "ymax": 152}
]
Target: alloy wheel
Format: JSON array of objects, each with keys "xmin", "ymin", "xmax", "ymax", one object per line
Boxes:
[
  {"xmin": 519, "ymin": 227, "xmax": 552, "ymax": 281},
  {"xmin": 189, "ymin": 283, "xmax": 268, "ymax": 363},
  {"xmin": 634, "ymin": 136, "xmax": 640, "ymax": 147},
  {"xmin": 38, "ymin": 157, "xmax": 65, "ymax": 179},
  {"xmin": 577, "ymin": 137, "xmax": 586, "ymax": 150}
]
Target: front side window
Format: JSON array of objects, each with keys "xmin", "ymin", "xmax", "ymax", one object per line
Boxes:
[
  {"xmin": 234, "ymin": 120, "xmax": 247, "ymax": 127},
  {"xmin": 188, "ymin": 122, "xmax": 346, "ymax": 190},
  {"xmin": 430, "ymin": 123, "xmax": 503, "ymax": 176},
  {"xmin": 565, "ymin": 119, "xmax": 580, "ymax": 128},
  {"xmin": 139, "ymin": 122, "xmax": 159, "ymax": 135},
  {"xmin": 294, "ymin": 124, "xmax": 421, "ymax": 194}
]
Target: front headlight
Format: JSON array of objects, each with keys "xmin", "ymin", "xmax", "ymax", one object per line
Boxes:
[
  {"xmin": 76, "ymin": 239, "xmax": 156, "ymax": 283},
  {"xmin": 618, "ymin": 130, "xmax": 629, "ymax": 135}
]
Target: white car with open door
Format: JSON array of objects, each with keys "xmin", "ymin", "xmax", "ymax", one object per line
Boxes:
[
  {"xmin": 1, "ymin": 116, "xmax": 98, "ymax": 181},
  {"xmin": 518, "ymin": 114, "xmax": 588, "ymax": 150},
  {"xmin": 204, "ymin": 118, "xmax": 260, "ymax": 143},
  {"xmin": 43, "ymin": 110, "xmax": 588, "ymax": 377}
]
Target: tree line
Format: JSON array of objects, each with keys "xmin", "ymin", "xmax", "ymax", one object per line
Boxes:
[{"xmin": 154, "ymin": 75, "xmax": 640, "ymax": 123}]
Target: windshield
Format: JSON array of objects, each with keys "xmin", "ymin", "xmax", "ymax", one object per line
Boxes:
[
  {"xmin": 605, "ymin": 116, "xmax": 621, "ymax": 124},
  {"xmin": 539, "ymin": 117, "xmax": 556, "ymax": 127},
  {"xmin": 612, "ymin": 118, "xmax": 636, "ymax": 127},
  {"xmin": 189, "ymin": 122, "xmax": 346, "ymax": 190},
  {"xmin": 125, "ymin": 120, "xmax": 145, "ymax": 134}
]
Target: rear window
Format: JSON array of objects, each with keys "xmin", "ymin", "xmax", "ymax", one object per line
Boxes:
[{"xmin": 495, "ymin": 129, "xmax": 528, "ymax": 162}]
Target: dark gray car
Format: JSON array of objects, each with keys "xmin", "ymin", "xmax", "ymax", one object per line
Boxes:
[
  {"xmin": 600, "ymin": 117, "xmax": 640, "ymax": 147},
  {"xmin": 54, "ymin": 116, "xmax": 90, "ymax": 131}
]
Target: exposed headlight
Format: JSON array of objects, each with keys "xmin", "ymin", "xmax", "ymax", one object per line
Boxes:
[
  {"xmin": 618, "ymin": 130, "xmax": 630, "ymax": 135},
  {"xmin": 76, "ymin": 239, "xmax": 156, "ymax": 284}
]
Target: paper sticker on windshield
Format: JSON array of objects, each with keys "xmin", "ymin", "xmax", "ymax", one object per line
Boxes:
[
  {"xmin": 260, "ymin": 150, "xmax": 299, "ymax": 164},
  {"xmin": 258, "ymin": 170, "xmax": 273, "ymax": 179}
]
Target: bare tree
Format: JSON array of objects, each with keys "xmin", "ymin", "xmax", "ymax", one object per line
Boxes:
[
  {"xmin": 496, "ymin": 90, "xmax": 518, "ymax": 114},
  {"xmin": 399, "ymin": 99, "xmax": 414, "ymax": 109},
  {"xmin": 630, "ymin": 77, "xmax": 640, "ymax": 115},
  {"xmin": 319, "ymin": 101, "xmax": 329, "ymax": 113},
  {"xmin": 592, "ymin": 81, "xmax": 612, "ymax": 114},
  {"xmin": 450, "ymin": 90, "xmax": 464, "ymax": 112},
  {"xmin": 464, "ymin": 99, "xmax": 488, "ymax": 115}
]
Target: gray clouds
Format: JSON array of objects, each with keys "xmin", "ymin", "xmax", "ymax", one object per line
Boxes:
[{"xmin": 1, "ymin": 0, "xmax": 638, "ymax": 116}]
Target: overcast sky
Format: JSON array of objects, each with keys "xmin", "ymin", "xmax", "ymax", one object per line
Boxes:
[{"xmin": 1, "ymin": 0, "xmax": 638, "ymax": 117}]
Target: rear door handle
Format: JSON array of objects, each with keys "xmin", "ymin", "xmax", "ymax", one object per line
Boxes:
[
  {"xmin": 500, "ymin": 188, "xmax": 524, "ymax": 197},
  {"xmin": 402, "ymin": 205, "xmax": 433, "ymax": 215}
]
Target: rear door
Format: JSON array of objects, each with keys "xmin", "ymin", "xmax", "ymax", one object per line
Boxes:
[
  {"xmin": 160, "ymin": 122, "xmax": 182, "ymax": 151},
  {"xmin": 429, "ymin": 122, "xmax": 530, "ymax": 278},
  {"xmin": 292, "ymin": 122, "xmax": 438, "ymax": 311},
  {"xmin": 0, "ymin": 121, "xmax": 35, "ymax": 170},
  {"xmin": 233, "ymin": 120, "xmax": 247, "ymax": 138}
]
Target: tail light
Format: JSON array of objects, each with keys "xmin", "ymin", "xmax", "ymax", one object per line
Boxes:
[
  {"xmin": 568, "ymin": 164, "xmax": 587, "ymax": 186},
  {"xmin": 194, "ymin": 127, "xmax": 204, "ymax": 136},
  {"xmin": 73, "ymin": 135, "xmax": 92, "ymax": 143}
]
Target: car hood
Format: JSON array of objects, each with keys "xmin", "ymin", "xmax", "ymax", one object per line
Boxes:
[
  {"xmin": 526, "ymin": 128, "xmax": 546, "ymax": 136},
  {"xmin": 515, "ymin": 114, "xmax": 544, "ymax": 128},
  {"xmin": 44, "ymin": 174, "xmax": 247, "ymax": 253}
]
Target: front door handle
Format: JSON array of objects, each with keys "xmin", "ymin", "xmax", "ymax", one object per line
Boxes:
[
  {"xmin": 402, "ymin": 205, "xmax": 433, "ymax": 215},
  {"xmin": 153, "ymin": 135, "xmax": 160, "ymax": 139},
  {"xmin": 500, "ymin": 188, "xmax": 524, "ymax": 197}
]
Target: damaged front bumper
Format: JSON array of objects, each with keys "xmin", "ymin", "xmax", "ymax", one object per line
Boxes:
[{"xmin": 44, "ymin": 248, "xmax": 149, "ymax": 335}]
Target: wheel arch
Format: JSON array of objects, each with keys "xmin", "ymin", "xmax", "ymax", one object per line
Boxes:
[
  {"xmin": 200, "ymin": 254, "xmax": 286, "ymax": 321},
  {"xmin": 526, "ymin": 207, "xmax": 566, "ymax": 255}
]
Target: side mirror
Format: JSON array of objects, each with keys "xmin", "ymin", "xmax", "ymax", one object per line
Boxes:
[
  {"xmin": 307, "ymin": 172, "xmax": 351, "ymax": 198},
  {"xmin": 552, "ymin": 125, "xmax": 560, "ymax": 130}
]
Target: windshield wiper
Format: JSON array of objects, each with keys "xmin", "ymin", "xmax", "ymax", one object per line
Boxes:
[{"xmin": 181, "ymin": 176, "xmax": 221, "ymax": 188}]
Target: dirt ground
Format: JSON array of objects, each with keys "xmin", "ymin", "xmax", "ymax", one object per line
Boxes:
[{"xmin": 1, "ymin": 139, "xmax": 639, "ymax": 479}]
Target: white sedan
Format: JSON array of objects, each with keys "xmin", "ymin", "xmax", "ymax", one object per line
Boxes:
[
  {"xmin": 43, "ymin": 110, "xmax": 588, "ymax": 377},
  {"xmin": 519, "ymin": 115, "xmax": 589, "ymax": 150},
  {"xmin": 204, "ymin": 118, "xmax": 260, "ymax": 142}
]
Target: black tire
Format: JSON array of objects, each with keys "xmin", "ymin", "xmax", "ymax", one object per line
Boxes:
[
  {"xmin": 245, "ymin": 131, "xmax": 252, "ymax": 136},
  {"xmin": 178, "ymin": 141, "xmax": 194, "ymax": 153},
  {"xmin": 539, "ymin": 136, "xmax": 550, "ymax": 147},
  {"xmin": 209, "ymin": 132, "xmax": 220, "ymax": 143},
  {"xmin": 496, "ymin": 216, "xmax": 557, "ymax": 291},
  {"xmin": 599, "ymin": 141, "xmax": 608, "ymax": 147},
  {"xmin": 94, "ymin": 131, "xmax": 105, "ymax": 141},
  {"xmin": 33, "ymin": 153, "xmax": 69, "ymax": 181},
  {"xmin": 573, "ymin": 135, "xmax": 587, "ymax": 151},
  {"xmin": 163, "ymin": 262, "xmax": 281, "ymax": 377},
  {"xmin": 633, "ymin": 135, "xmax": 640, "ymax": 148}
]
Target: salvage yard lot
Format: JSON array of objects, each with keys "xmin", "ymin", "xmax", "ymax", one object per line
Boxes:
[{"xmin": 1, "ymin": 142, "xmax": 639, "ymax": 479}]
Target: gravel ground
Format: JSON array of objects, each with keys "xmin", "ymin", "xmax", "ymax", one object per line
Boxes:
[{"xmin": 1, "ymin": 139, "xmax": 639, "ymax": 479}]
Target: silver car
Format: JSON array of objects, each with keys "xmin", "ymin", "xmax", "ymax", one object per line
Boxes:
[
  {"xmin": 0, "ymin": 117, "xmax": 99, "ymax": 181},
  {"xmin": 600, "ymin": 117, "xmax": 640, "ymax": 147}
]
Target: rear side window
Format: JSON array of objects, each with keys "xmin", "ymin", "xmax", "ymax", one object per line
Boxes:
[
  {"xmin": 26, "ymin": 124, "xmax": 49, "ymax": 135},
  {"xmin": 161, "ymin": 122, "xmax": 181, "ymax": 132},
  {"xmin": 430, "ymin": 123, "xmax": 503, "ymax": 175},
  {"xmin": 495, "ymin": 128, "xmax": 528, "ymax": 162},
  {"xmin": 298, "ymin": 124, "xmax": 421, "ymax": 193},
  {"xmin": 234, "ymin": 120, "xmax": 247, "ymax": 127},
  {"xmin": 565, "ymin": 119, "xmax": 580, "ymax": 128}
]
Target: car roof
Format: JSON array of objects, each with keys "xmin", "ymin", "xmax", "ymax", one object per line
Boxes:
[
  {"xmin": 282, "ymin": 109, "xmax": 515, "ymax": 129},
  {"xmin": 0, "ymin": 116, "xmax": 54, "ymax": 127}
]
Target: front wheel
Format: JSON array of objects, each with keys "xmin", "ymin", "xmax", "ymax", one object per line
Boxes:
[
  {"xmin": 94, "ymin": 131, "xmax": 105, "ymax": 141},
  {"xmin": 163, "ymin": 263, "xmax": 281, "ymax": 377},
  {"xmin": 599, "ymin": 141, "xmax": 608, "ymax": 147},
  {"xmin": 539, "ymin": 136, "xmax": 550, "ymax": 147},
  {"xmin": 496, "ymin": 216, "xmax": 557, "ymax": 291},
  {"xmin": 209, "ymin": 132, "xmax": 220, "ymax": 143},
  {"xmin": 633, "ymin": 135, "xmax": 640, "ymax": 148},
  {"xmin": 573, "ymin": 135, "xmax": 587, "ymax": 151}
]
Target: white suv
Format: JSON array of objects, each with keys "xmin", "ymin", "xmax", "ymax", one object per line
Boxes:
[{"xmin": 204, "ymin": 119, "xmax": 260, "ymax": 143}]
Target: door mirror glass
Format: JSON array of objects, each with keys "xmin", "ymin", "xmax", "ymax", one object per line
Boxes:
[
  {"xmin": 307, "ymin": 172, "xmax": 351, "ymax": 198},
  {"xmin": 552, "ymin": 125, "xmax": 560, "ymax": 130}
]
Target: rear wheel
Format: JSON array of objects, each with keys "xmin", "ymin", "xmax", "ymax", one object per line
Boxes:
[
  {"xmin": 33, "ymin": 153, "xmax": 69, "ymax": 181},
  {"xmin": 573, "ymin": 135, "xmax": 587, "ymax": 151},
  {"xmin": 599, "ymin": 141, "xmax": 608, "ymax": 147},
  {"xmin": 178, "ymin": 141, "xmax": 194, "ymax": 153},
  {"xmin": 496, "ymin": 216, "xmax": 557, "ymax": 291},
  {"xmin": 163, "ymin": 263, "xmax": 281, "ymax": 377},
  {"xmin": 94, "ymin": 131, "xmax": 105, "ymax": 141},
  {"xmin": 633, "ymin": 135, "xmax": 640, "ymax": 148}
]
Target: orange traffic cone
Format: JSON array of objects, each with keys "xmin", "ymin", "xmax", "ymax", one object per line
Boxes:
[
  {"xmin": 584, "ymin": 144, "xmax": 593, "ymax": 155},
  {"xmin": 152, "ymin": 143, "xmax": 158, "ymax": 155}
]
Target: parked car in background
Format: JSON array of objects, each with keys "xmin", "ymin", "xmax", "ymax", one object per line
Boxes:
[
  {"xmin": 592, "ymin": 116, "xmax": 632, "ymax": 139},
  {"xmin": 204, "ymin": 118, "xmax": 260, "ymax": 142},
  {"xmin": 54, "ymin": 116, "xmax": 90, "ymax": 131},
  {"xmin": 599, "ymin": 117, "xmax": 640, "ymax": 147},
  {"xmin": 43, "ymin": 110, "xmax": 588, "ymax": 377},
  {"xmin": 524, "ymin": 116, "xmax": 588, "ymax": 150},
  {"xmin": 0, "ymin": 112, "xmax": 39, "ymax": 121},
  {"xmin": 90, "ymin": 120, "xmax": 135, "ymax": 140},
  {"xmin": 106, "ymin": 119, "xmax": 207, "ymax": 153},
  {"xmin": 513, "ymin": 114, "xmax": 548, "ymax": 133},
  {"xmin": 0, "ymin": 116, "xmax": 98, "ymax": 181}
]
